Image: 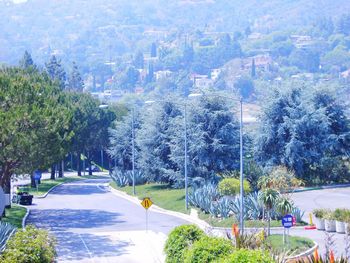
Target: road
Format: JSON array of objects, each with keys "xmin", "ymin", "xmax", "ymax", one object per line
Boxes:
[
  {"xmin": 27, "ymin": 179, "xmax": 189, "ymax": 263},
  {"xmin": 292, "ymin": 187, "xmax": 350, "ymax": 219},
  {"xmin": 290, "ymin": 187, "xmax": 350, "ymax": 256}
]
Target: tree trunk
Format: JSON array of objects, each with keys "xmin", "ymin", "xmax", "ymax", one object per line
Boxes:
[
  {"xmin": 267, "ymin": 210, "xmax": 271, "ymax": 236},
  {"xmin": 88, "ymin": 152, "xmax": 92, "ymax": 176},
  {"xmin": 58, "ymin": 161, "xmax": 63, "ymax": 178},
  {"xmin": 50, "ymin": 164, "xmax": 56, "ymax": 180},
  {"xmin": 3, "ymin": 178, "xmax": 11, "ymax": 210},
  {"xmin": 77, "ymin": 152, "xmax": 82, "ymax": 176},
  {"xmin": 30, "ymin": 173, "xmax": 36, "ymax": 188}
]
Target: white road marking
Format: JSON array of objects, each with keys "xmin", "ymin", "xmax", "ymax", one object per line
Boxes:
[{"xmin": 79, "ymin": 234, "xmax": 95, "ymax": 263}]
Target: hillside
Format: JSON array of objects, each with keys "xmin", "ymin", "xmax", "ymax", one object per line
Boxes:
[{"xmin": 1, "ymin": 0, "xmax": 350, "ymax": 66}]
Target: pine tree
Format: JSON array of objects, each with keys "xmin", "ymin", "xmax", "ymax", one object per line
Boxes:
[
  {"xmin": 133, "ymin": 51, "xmax": 144, "ymax": 69},
  {"xmin": 19, "ymin": 51, "xmax": 35, "ymax": 69},
  {"xmin": 151, "ymin": 42, "xmax": 157, "ymax": 58},
  {"xmin": 45, "ymin": 55, "xmax": 66, "ymax": 89},
  {"xmin": 68, "ymin": 62, "xmax": 84, "ymax": 92},
  {"xmin": 251, "ymin": 59, "xmax": 256, "ymax": 78}
]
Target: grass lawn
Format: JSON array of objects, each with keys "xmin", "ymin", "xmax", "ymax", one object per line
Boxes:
[
  {"xmin": 2, "ymin": 204, "xmax": 27, "ymax": 228},
  {"xmin": 21, "ymin": 175, "xmax": 106, "ymax": 196},
  {"xmin": 267, "ymin": 234, "xmax": 314, "ymax": 254},
  {"xmin": 198, "ymin": 211, "xmax": 306, "ymax": 228},
  {"xmin": 110, "ymin": 182, "xmax": 189, "ymax": 214}
]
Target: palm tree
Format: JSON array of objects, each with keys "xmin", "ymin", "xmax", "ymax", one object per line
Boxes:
[
  {"xmin": 276, "ymin": 196, "xmax": 293, "ymax": 216},
  {"xmin": 259, "ymin": 188, "xmax": 279, "ymax": 236}
]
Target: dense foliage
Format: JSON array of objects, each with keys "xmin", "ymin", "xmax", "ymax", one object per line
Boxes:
[
  {"xmin": 164, "ymin": 225, "xmax": 205, "ymax": 263},
  {"xmin": 109, "ymin": 96, "xmax": 241, "ymax": 187},
  {"xmin": 183, "ymin": 236, "xmax": 233, "ymax": 263},
  {"xmin": 0, "ymin": 225, "xmax": 56, "ymax": 263},
  {"xmin": 255, "ymin": 86, "xmax": 350, "ymax": 184},
  {"xmin": 218, "ymin": 249, "xmax": 275, "ymax": 263}
]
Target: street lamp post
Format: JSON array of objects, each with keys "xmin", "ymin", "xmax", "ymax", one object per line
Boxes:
[
  {"xmin": 131, "ymin": 107, "xmax": 136, "ymax": 196},
  {"xmin": 239, "ymin": 97, "xmax": 244, "ymax": 234},
  {"xmin": 184, "ymin": 104, "xmax": 189, "ymax": 210}
]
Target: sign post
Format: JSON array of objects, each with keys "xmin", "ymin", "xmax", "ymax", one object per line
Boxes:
[
  {"xmin": 141, "ymin": 197, "xmax": 153, "ymax": 233},
  {"xmin": 282, "ymin": 214, "xmax": 294, "ymax": 245},
  {"xmin": 34, "ymin": 170, "xmax": 42, "ymax": 193}
]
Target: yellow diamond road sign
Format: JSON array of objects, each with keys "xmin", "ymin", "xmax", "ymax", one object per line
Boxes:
[{"xmin": 141, "ymin": 197, "xmax": 153, "ymax": 209}]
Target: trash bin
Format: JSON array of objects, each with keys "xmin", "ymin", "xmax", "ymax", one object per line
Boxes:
[{"xmin": 18, "ymin": 192, "xmax": 33, "ymax": 205}]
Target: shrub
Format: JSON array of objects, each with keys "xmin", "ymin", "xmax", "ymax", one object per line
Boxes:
[
  {"xmin": 164, "ymin": 225, "xmax": 205, "ymax": 263},
  {"xmin": 218, "ymin": 178, "xmax": 251, "ymax": 196},
  {"xmin": 0, "ymin": 225, "xmax": 56, "ymax": 263},
  {"xmin": 218, "ymin": 249, "xmax": 275, "ymax": 263},
  {"xmin": 313, "ymin": 208, "xmax": 327, "ymax": 219},
  {"xmin": 183, "ymin": 236, "xmax": 233, "ymax": 263},
  {"xmin": 333, "ymin": 208, "xmax": 350, "ymax": 221}
]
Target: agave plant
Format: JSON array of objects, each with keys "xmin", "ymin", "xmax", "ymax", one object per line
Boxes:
[
  {"xmin": 0, "ymin": 222, "xmax": 16, "ymax": 252},
  {"xmin": 211, "ymin": 197, "xmax": 232, "ymax": 218},
  {"xmin": 291, "ymin": 206, "xmax": 305, "ymax": 223},
  {"xmin": 110, "ymin": 169, "xmax": 146, "ymax": 187},
  {"xmin": 188, "ymin": 183, "xmax": 219, "ymax": 213},
  {"xmin": 245, "ymin": 192, "xmax": 264, "ymax": 220}
]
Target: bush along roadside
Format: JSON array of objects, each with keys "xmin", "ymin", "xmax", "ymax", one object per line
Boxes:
[
  {"xmin": 164, "ymin": 224, "xmax": 285, "ymax": 263},
  {"xmin": 188, "ymin": 183, "xmax": 305, "ymax": 227},
  {"xmin": 0, "ymin": 225, "xmax": 56, "ymax": 263}
]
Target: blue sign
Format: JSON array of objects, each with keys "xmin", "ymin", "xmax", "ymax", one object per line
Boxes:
[
  {"xmin": 34, "ymin": 170, "xmax": 42, "ymax": 180},
  {"xmin": 282, "ymin": 214, "xmax": 293, "ymax": 228}
]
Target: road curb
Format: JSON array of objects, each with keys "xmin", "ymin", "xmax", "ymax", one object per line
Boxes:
[
  {"xmin": 35, "ymin": 181, "xmax": 67, "ymax": 199},
  {"xmin": 108, "ymin": 186, "xmax": 211, "ymax": 231},
  {"xmin": 294, "ymin": 183, "xmax": 350, "ymax": 193},
  {"xmin": 17, "ymin": 204, "xmax": 30, "ymax": 229},
  {"xmin": 285, "ymin": 242, "xmax": 318, "ymax": 262},
  {"xmin": 108, "ymin": 186, "xmax": 310, "ymax": 233}
]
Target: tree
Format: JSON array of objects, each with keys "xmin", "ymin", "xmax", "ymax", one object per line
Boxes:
[
  {"xmin": 170, "ymin": 96, "xmax": 241, "ymax": 182},
  {"xmin": 234, "ymin": 75, "xmax": 254, "ymax": 99},
  {"xmin": 68, "ymin": 62, "xmax": 84, "ymax": 92},
  {"xmin": 151, "ymin": 42, "xmax": 157, "ymax": 58},
  {"xmin": 68, "ymin": 93, "xmax": 116, "ymax": 176},
  {"xmin": 0, "ymin": 67, "xmax": 73, "ymax": 193},
  {"xmin": 255, "ymin": 86, "xmax": 350, "ymax": 183},
  {"xmin": 259, "ymin": 188, "xmax": 279, "ymax": 236},
  {"xmin": 108, "ymin": 108, "xmax": 139, "ymax": 172},
  {"xmin": 138, "ymin": 100, "xmax": 182, "ymax": 184},
  {"xmin": 337, "ymin": 14, "xmax": 350, "ymax": 35},
  {"xmin": 45, "ymin": 55, "xmax": 66, "ymax": 89},
  {"xmin": 251, "ymin": 59, "xmax": 256, "ymax": 78},
  {"xmin": 19, "ymin": 51, "xmax": 35, "ymax": 69},
  {"xmin": 289, "ymin": 49, "xmax": 320, "ymax": 73},
  {"xmin": 133, "ymin": 51, "xmax": 144, "ymax": 69}
]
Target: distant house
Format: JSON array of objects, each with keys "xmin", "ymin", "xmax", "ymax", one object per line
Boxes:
[
  {"xmin": 290, "ymin": 35, "xmax": 313, "ymax": 49},
  {"xmin": 195, "ymin": 78, "xmax": 213, "ymax": 89},
  {"xmin": 138, "ymin": 69, "xmax": 148, "ymax": 82},
  {"xmin": 341, "ymin": 69, "xmax": 350, "ymax": 80},
  {"xmin": 155, "ymin": 70, "xmax": 173, "ymax": 81},
  {"xmin": 244, "ymin": 55, "xmax": 272, "ymax": 71},
  {"xmin": 134, "ymin": 86, "xmax": 144, "ymax": 94},
  {"xmin": 211, "ymin": 69, "xmax": 221, "ymax": 80}
]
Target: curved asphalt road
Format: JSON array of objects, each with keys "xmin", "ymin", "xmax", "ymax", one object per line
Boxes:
[{"xmin": 27, "ymin": 179, "xmax": 189, "ymax": 263}]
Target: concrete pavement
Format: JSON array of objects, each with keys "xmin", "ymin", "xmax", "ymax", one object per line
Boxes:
[{"xmin": 27, "ymin": 179, "xmax": 189, "ymax": 263}]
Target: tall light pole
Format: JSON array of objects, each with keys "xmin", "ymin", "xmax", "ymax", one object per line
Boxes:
[
  {"xmin": 131, "ymin": 107, "xmax": 136, "ymax": 196},
  {"xmin": 184, "ymin": 104, "xmax": 189, "ymax": 210},
  {"xmin": 145, "ymin": 100, "xmax": 189, "ymax": 210},
  {"xmin": 239, "ymin": 97, "xmax": 244, "ymax": 234}
]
